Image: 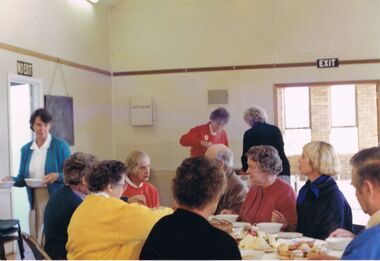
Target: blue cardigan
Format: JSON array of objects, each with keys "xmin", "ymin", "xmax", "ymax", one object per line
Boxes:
[
  {"xmin": 296, "ymin": 175, "xmax": 353, "ymax": 240},
  {"xmin": 342, "ymin": 223, "xmax": 380, "ymax": 259},
  {"xmin": 12, "ymin": 136, "xmax": 71, "ymax": 208}
]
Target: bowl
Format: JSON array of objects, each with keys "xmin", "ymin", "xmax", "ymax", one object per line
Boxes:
[
  {"xmin": 256, "ymin": 222, "xmax": 283, "ymax": 234},
  {"xmin": 326, "ymin": 237, "xmax": 352, "ymax": 250},
  {"xmin": 213, "ymin": 214, "xmax": 239, "ymax": 222},
  {"xmin": 25, "ymin": 178, "xmax": 46, "ymax": 188},
  {"xmin": 0, "ymin": 180, "xmax": 15, "ymax": 189}
]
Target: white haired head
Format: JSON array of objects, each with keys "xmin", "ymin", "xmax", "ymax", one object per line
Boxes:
[{"xmin": 205, "ymin": 144, "xmax": 233, "ymax": 169}]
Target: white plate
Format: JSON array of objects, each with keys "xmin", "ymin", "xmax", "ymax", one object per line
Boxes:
[
  {"xmin": 212, "ymin": 214, "xmax": 239, "ymax": 222},
  {"xmin": 240, "ymin": 249, "xmax": 264, "ymax": 260},
  {"xmin": 25, "ymin": 178, "xmax": 46, "ymax": 188},
  {"xmin": 232, "ymin": 222, "xmax": 251, "ymax": 228},
  {"xmin": 0, "ymin": 181, "xmax": 15, "ymax": 189},
  {"xmin": 277, "ymin": 232, "xmax": 303, "ymax": 239}
]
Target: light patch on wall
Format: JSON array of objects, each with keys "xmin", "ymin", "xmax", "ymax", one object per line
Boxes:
[
  {"xmin": 208, "ymin": 89, "xmax": 228, "ymax": 105},
  {"xmin": 67, "ymin": 0, "xmax": 94, "ymax": 12}
]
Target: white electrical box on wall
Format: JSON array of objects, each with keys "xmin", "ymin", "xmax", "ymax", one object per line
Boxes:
[{"xmin": 130, "ymin": 96, "xmax": 154, "ymax": 126}]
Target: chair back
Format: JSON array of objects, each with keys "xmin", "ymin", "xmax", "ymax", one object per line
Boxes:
[
  {"xmin": 0, "ymin": 219, "xmax": 25, "ymax": 260},
  {"xmin": 21, "ymin": 232, "xmax": 51, "ymax": 260}
]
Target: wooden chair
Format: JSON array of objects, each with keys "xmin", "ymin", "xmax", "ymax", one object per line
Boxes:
[
  {"xmin": 0, "ymin": 219, "xmax": 25, "ymax": 260},
  {"xmin": 21, "ymin": 233, "xmax": 51, "ymax": 260}
]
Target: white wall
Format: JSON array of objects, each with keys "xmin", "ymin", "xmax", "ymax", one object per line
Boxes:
[
  {"xmin": 0, "ymin": 0, "xmax": 111, "ymax": 70},
  {"xmin": 110, "ymin": 0, "xmax": 380, "ymax": 169},
  {"xmin": 0, "ymin": 0, "xmax": 113, "ymax": 219}
]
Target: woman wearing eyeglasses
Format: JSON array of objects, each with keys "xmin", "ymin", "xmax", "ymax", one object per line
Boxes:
[
  {"xmin": 238, "ymin": 145, "xmax": 297, "ymax": 231},
  {"xmin": 66, "ymin": 160, "xmax": 172, "ymax": 260}
]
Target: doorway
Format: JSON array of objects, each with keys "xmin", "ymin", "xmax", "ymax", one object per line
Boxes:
[{"xmin": 7, "ymin": 73, "xmax": 43, "ymax": 234}]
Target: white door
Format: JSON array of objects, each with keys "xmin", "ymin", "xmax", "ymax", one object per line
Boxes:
[{"xmin": 7, "ymin": 73, "xmax": 43, "ymax": 234}]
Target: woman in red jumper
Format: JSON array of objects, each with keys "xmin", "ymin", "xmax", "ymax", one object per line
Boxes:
[
  {"xmin": 179, "ymin": 107, "xmax": 230, "ymax": 157},
  {"xmin": 122, "ymin": 151, "xmax": 160, "ymax": 208},
  {"xmin": 238, "ymin": 145, "xmax": 297, "ymax": 231}
]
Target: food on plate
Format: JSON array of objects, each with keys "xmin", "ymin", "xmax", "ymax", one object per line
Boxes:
[
  {"xmin": 288, "ymin": 240, "xmax": 314, "ymax": 250},
  {"xmin": 292, "ymin": 250, "xmax": 304, "ymax": 258},
  {"xmin": 238, "ymin": 231, "xmax": 277, "ymax": 251},
  {"xmin": 209, "ymin": 219, "xmax": 233, "ymax": 234},
  {"xmin": 239, "ymin": 234, "xmax": 272, "ymax": 250},
  {"xmin": 232, "ymin": 224, "xmax": 254, "ymax": 242},
  {"xmin": 277, "ymin": 241, "xmax": 327, "ymax": 259},
  {"xmin": 308, "ymin": 244, "xmax": 327, "ymax": 256},
  {"xmin": 298, "ymin": 243, "xmax": 311, "ymax": 253}
]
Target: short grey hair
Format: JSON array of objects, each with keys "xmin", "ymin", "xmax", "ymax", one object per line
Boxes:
[
  {"xmin": 63, "ymin": 152, "xmax": 98, "ymax": 185},
  {"xmin": 244, "ymin": 105, "xmax": 267, "ymax": 126},
  {"xmin": 209, "ymin": 107, "xmax": 230, "ymax": 123},
  {"xmin": 247, "ymin": 145, "xmax": 282, "ymax": 176},
  {"xmin": 205, "ymin": 144, "xmax": 233, "ymax": 169},
  {"xmin": 350, "ymin": 146, "xmax": 380, "ymax": 188}
]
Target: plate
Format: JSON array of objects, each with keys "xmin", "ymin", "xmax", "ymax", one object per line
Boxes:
[
  {"xmin": 240, "ymin": 249, "xmax": 264, "ymax": 260},
  {"xmin": 277, "ymin": 232, "xmax": 303, "ymax": 239},
  {"xmin": 232, "ymin": 222, "xmax": 251, "ymax": 228},
  {"xmin": 0, "ymin": 181, "xmax": 15, "ymax": 189},
  {"xmin": 277, "ymin": 254, "xmax": 306, "ymax": 260},
  {"xmin": 25, "ymin": 178, "xmax": 46, "ymax": 188},
  {"xmin": 212, "ymin": 214, "xmax": 239, "ymax": 222}
]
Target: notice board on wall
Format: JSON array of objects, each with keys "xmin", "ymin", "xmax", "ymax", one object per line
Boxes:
[
  {"xmin": 44, "ymin": 95, "xmax": 75, "ymax": 145},
  {"xmin": 130, "ymin": 96, "xmax": 154, "ymax": 126}
]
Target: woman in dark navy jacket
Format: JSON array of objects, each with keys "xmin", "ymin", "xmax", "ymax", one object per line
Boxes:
[
  {"xmin": 273, "ymin": 141, "xmax": 353, "ymax": 240},
  {"xmin": 241, "ymin": 105, "xmax": 290, "ymax": 183}
]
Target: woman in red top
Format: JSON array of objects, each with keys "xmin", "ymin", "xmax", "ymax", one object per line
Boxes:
[
  {"xmin": 122, "ymin": 151, "xmax": 160, "ymax": 208},
  {"xmin": 179, "ymin": 107, "xmax": 230, "ymax": 157},
  {"xmin": 239, "ymin": 145, "xmax": 297, "ymax": 231}
]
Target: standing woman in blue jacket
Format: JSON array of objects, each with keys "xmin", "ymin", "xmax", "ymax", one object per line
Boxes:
[{"xmin": 2, "ymin": 108, "xmax": 71, "ymax": 241}]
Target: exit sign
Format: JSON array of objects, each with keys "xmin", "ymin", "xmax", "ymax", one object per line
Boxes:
[
  {"xmin": 17, "ymin": 60, "xmax": 33, "ymax": 77},
  {"xmin": 317, "ymin": 58, "xmax": 339, "ymax": 68}
]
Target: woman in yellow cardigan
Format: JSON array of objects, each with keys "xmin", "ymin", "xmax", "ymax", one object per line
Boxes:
[{"xmin": 66, "ymin": 160, "xmax": 172, "ymax": 260}]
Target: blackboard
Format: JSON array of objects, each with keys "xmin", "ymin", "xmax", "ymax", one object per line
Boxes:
[{"xmin": 44, "ymin": 95, "xmax": 74, "ymax": 145}]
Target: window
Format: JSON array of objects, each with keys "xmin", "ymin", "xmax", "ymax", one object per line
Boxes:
[
  {"xmin": 283, "ymin": 87, "xmax": 311, "ymax": 155},
  {"xmin": 329, "ymin": 85, "xmax": 358, "ymax": 153}
]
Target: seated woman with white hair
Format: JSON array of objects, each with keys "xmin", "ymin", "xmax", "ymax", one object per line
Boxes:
[
  {"xmin": 273, "ymin": 141, "xmax": 353, "ymax": 240},
  {"xmin": 122, "ymin": 151, "xmax": 160, "ymax": 208}
]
